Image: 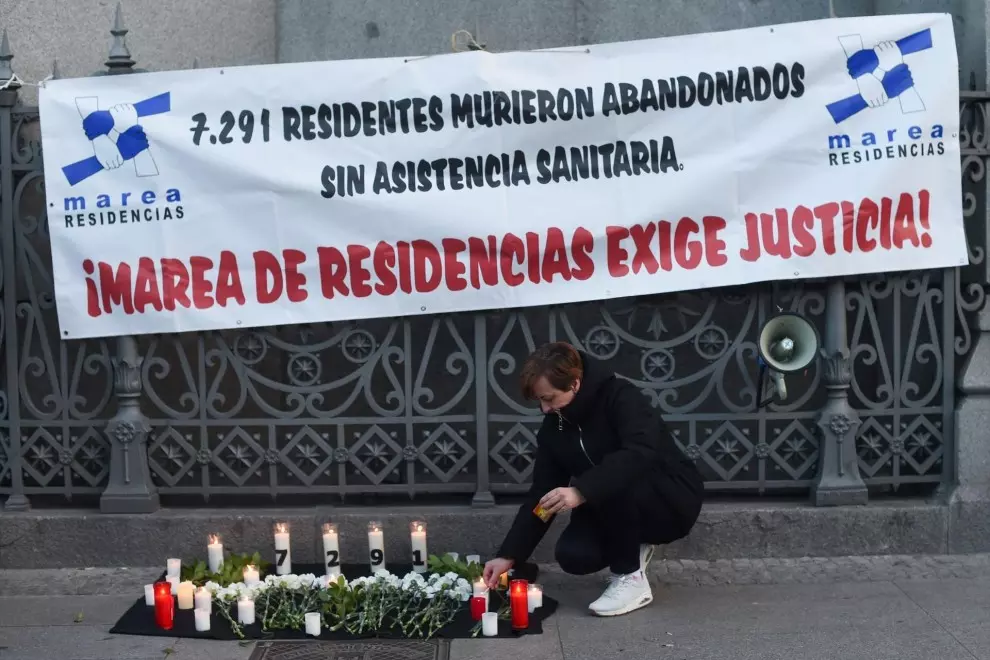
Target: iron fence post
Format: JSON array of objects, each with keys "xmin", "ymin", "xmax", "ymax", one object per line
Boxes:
[
  {"xmin": 810, "ymin": 279, "xmax": 868, "ymax": 506},
  {"xmin": 0, "ymin": 31, "xmax": 27, "ymax": 511},
  {"xmin": 97, "ymin": 3, "xmax": 159, "ymax": 513},
  {"xmin": 472, "ymin": 313, "xmax": 494, "ymax": 507}
]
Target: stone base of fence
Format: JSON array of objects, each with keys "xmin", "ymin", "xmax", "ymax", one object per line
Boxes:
[{"xmin": 0, "ymin": 498, "xmax": 978, "ymax": 570}]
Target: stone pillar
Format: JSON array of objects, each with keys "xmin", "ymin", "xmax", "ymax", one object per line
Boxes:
[
  {"xmin": 97, "ymin": 3, "xmax": 159, "ymax": 513},
  {"xmin": 952, "ymin": 300, "xmax": 990, "ymax": 551},
  {"xmin": 811, "ymin": 280, "xmax": 869, "ymax": 506}
]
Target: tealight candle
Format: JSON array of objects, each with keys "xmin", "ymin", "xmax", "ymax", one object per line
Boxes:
[
  {"xmin": 194, "ymin": 586, "xmax": 212, "ymax": 614},
  {"xmin": 274, "ymin": 522, "xmax": 292, "ymax": 575},
  {"xmin": 410, "ymin": 521, "xmax": 428, "ymax": 573},
  {"xmin": 466, "ymin": 554, "xmax": 481, "ymax": 565},
  {"xmin": 510, "ymin": 579, "xmax": 529, "ymax": 630},
  {"xmin": 322, "ymin": 522, "xmax": 340, "ymax": 578},
  {"xmin": 237, "ymin": 597, "xmax": 255, "ymax": 625},
  {"xmin": 153, "ymin": 582, "xmax": 174, "ymax": 630},
  {"xmin": 166, "ymin": 558, "xmax": 181, "ymax": 577},
  {"xmin": 207, "ymin": 534, "xmax": 223, "ymax": 573},
  {"xmin": 243, "ymin": 564, "xmax": 260, "ymax": 586},
  {"xmin": 368, "ymin": 521, "xmax": 386, "ymax": 573},
  {"xmin": 305, "ymin": 612, "xmax": 321, "ymax": 636},
  {"xmin": 194, "ymin": 607, "xmax": 211, "ymax": 632},
  {"xmin": 528, "ymin": 584, "xmax": 543, "ymax": 612},
  {"xmin": 166, "ymin": 575, "xmax": 180, "ymax": 595},
  {"xmin": 177, "ymin": 581, "xmax": 195, "ymax": 610},
  {"xmin": 482, "ymin": 611, "xmax": 498, "ymax": 637},
  {"xmin": 144, "ymin": 584, "xmax": 155, "ymax": 606}
]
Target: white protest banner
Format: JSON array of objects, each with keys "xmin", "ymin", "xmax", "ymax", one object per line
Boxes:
[{"xmin": 39, "ymin": 13, "xmax": 965, "ymax": 339}]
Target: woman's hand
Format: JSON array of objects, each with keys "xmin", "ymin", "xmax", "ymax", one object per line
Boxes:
[
  {"xmin": 483, "ymin": 557, "xmax": 515, "ymax": 590},
  {"xmin": 539, "ymin": 486, "xmax": 585, "ymax": 515}
]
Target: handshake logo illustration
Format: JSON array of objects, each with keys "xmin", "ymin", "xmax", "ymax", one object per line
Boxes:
[
  {"xmin": 85, "ymin": 102, "xmax": 148, "ymax": 170},
  {"xmin": 61, "ymin": 92, "xmax": 171, "ymax": 187},
  {"xmin": 826, "ymin": 29, "xmax": 932, "ymax": 124}
]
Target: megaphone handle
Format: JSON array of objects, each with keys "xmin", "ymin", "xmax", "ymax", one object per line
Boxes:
[
  {"xmin": 755, "ymin": 362, "xmax": 771, "ymax": 410},
  {"xmin": 771, "ymin": 371, "xmax": 788, "ymax": 400}
]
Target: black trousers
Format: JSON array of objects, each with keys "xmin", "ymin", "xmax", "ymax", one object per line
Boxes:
[{"xmin": 554, "ymin": 479, "xmax": 695, "ymax": 576}]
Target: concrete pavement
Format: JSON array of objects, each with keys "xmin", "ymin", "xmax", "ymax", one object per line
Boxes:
[{"xmin": 2, "ymin": 555, "xmax": 989, "ymax": 659}]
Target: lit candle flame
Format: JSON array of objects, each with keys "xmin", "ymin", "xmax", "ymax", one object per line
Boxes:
[
  {"xmin": 208, "ymin": 534, "xmax": 220, "ymax": 545},
  {"xmin": 323, "ymin": 522, "xmax": 337, "ymax": 535},
  {"xmin": 275, "ymin": 523, "xmax": 287, "ymax": 534}
]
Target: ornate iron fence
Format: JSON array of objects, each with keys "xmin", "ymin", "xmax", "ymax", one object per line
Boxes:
[{"xmin": 0, "ymin": 15, "xmax": 985, "ymax": 509}]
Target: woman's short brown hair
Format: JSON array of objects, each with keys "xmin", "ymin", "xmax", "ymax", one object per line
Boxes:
[{"xmin": 519, "ymin": 342, "xmax": 584, "ymax": 399}]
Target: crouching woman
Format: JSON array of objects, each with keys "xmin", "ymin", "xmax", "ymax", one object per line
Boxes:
[{"xmin": 483, "ymin": 342, "xmax": 704, "ymax": 617}]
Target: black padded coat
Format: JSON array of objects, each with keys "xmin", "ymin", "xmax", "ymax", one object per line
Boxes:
[{"xmin": 496, "ymin": 351, "xmax": 704, "ymax": 564}]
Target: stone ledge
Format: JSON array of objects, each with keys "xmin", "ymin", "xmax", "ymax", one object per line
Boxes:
[
  {"xmin": 6, "ymin": 552, "xmax": 990, "ymax": 597},
  {"xmin": 0, "ymin": 499, "xmax": 954, "ymax": 569}
]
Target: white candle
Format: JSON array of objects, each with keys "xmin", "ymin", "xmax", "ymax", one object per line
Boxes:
[
  {"xmin": 177, "ymin": 581, "xmax": 195, "ymax": 610},
  {"xmin": 305, "ymin": 612, "xmax": 321, "ymax": 636},
  {"xmin": 194, "ymin": 586, "xmax": 212, "ymax": 614},
  {"xmin": 446, "ymin": 552, "xmax": 459, "ymax": 562},
  {"xmin": 194, "ymin": 607, "xmax": 211, "ymax": 632},
  {"xmin": 368, "ymin": 521, "xmax": 386, "ymax": 572},
  {"xmin": 144, "ymin": 584, "xmax": 155, "ymax": 606},
  {"xmin": 243, "ymin": 564, "xmax": 260, "ymax": 587},
  {"xmin": 273, "ymin": 522, "xmax": 291, "ymax": 575},
  {"xmin": 166, "ymin": 575, "xmax": 180, "ymax": 594},
  {"xmin": 482, "ymin": 611, "xmax": 498, "ymax": 637},
  {"xmin": 322, "ymin": 523, "xmax": 340, "ymax": 578},
  {"xmin": 466, "ymin": 554, "xmax": 481, "ymax": 565},
  {"xmin": 528, "ymin": 584, "xmax": 543, "ymax": 612},
  {"xmin": 473, "ymin": 577, "xmax": 489, "ymax": 609},
  {"xmin": 166, "ymin": 558, "xmax": 181, "ymax": 577},
  {"xmin": 237, "ymin": 598, "xmax": 255, "ymax": 625},
  {"xmin": 207, "ymin": 534, "xmax": 223, "ymax": 573},
  {"xmin": 410, "ymin": 521, "xmax": 428, "ymax": 573}
]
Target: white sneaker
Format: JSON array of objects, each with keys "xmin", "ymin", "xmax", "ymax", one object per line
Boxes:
[{"xmin": 588, "ymin": 571, "xmax": 653, "ymax": 617}]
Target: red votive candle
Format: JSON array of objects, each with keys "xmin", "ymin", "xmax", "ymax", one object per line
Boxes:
[
  {"xmin": 509, "ymin": 579, "xmax": 529, "ymax": 630},
  {"xmin": 153, "ymin": 581, "xmax": 174, "ymax": 630},
  {"xmin": 470, "ymin": 595, "xmax": 487, "ymax": 621}
]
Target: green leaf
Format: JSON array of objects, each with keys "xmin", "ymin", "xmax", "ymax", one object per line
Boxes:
[{"xmin": 73, "ymin": 611, "xmax": 84, "ymax": 623}]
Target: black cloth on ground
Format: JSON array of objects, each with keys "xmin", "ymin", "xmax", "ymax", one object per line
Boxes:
[{"xmin": 109, "ymin": 562, "xmax": 555, "ymax": 641}]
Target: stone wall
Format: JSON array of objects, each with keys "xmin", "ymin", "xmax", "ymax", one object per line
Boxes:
[{"xmin": 3, "ymin": 0, "xmax": 985, "ymax": 100}]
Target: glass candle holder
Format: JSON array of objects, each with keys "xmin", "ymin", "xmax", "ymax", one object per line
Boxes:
[
  {"xmin": 153, "ymin": 581, "xmax": 174, "ymax": 630},
  {"xmin": 509, "ymin": 579, "xmax": 529, "ymax": 630}
]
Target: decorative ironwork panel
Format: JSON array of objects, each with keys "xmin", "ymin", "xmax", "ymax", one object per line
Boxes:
[
  {"xmin": 140, "ymin": 315, "xmax": 482, "ymax": 499},
  {"xmin": 0, "ymin": 109, "xmax": 114, "ymax": 502}
]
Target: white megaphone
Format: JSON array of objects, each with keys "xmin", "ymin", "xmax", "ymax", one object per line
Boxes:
[{"xmin": 757, "ymin": 312, "xmax": 820, "ymax": 401}]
